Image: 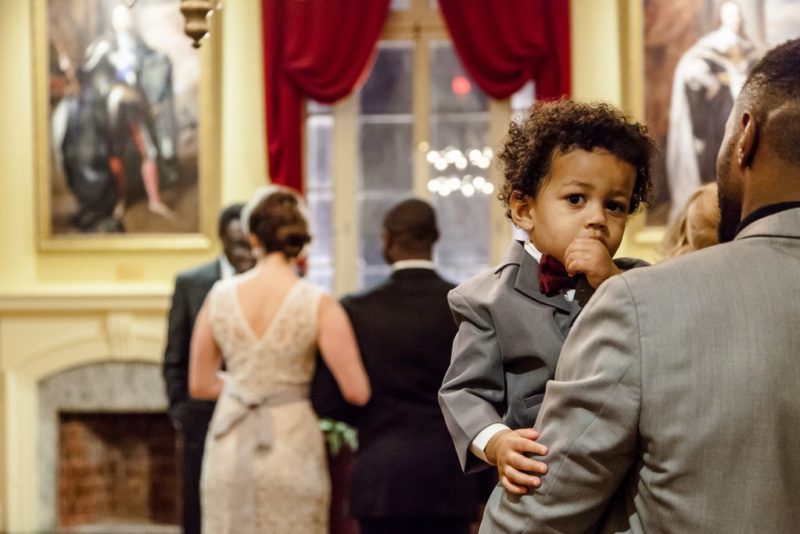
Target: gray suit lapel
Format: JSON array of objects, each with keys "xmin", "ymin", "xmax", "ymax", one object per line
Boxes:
[{"xmin": 505, "ymin": 241, "xmax": 572, "ymax": 314}]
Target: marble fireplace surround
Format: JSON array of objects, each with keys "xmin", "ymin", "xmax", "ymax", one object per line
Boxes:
[
  {"xmin": 40, "ymin": 362, "xmax": 174, "ymax": 530},
  {"xmin": 0, "ymin": 290, "xmax": 171, "ymax": 533}
]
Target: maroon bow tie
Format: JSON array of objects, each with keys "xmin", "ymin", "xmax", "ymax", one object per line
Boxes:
[{"xmin": 538, "ymin": 254, "xmax": 576, "ymax": 296}]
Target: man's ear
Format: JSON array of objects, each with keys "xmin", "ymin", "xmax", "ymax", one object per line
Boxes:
[
  {"xmin": 738, "ymin": 111, "xmax": 759, "ymax": 168},
  {"xmin": 509, "ymin": 192, "xmax": 535, "ymax": 231}
]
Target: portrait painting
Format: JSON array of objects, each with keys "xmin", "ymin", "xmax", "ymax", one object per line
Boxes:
[
  {"xmin": 36, "ymin": 0, "xmax": 217, "ymax": 249},
  {"xmin": 644, "ymin": 0, "xmax": 800, "ymax": 225}
]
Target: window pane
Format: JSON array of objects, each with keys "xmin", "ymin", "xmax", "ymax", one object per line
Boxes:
[
  {"xmin": 307, "ymin": 101, "xmax": 332, "ymax": 116},
  {"xmin": 361, "ymin": 265, "xmax": 392, "ymax": 289},
  {"xmin": 306, "ymin": 114, "xmax": 333, "ymax": 189},
  {"xmin": 429, "ymin": 118, "xmax": 492, "ymax": 283},
  {"xmin": 434, "ymin": 193, "xmax": 492, "ymax": 282},
  {"xmin": 305, "ymin": 106, "xmax": 334, "ymax": 291},
  {"xmin": 359, "ymin": 194, "xmax": 399, "ymax": 270},
  {"xmin": 306, "ymin": 191, "xmax": 333, "ymax": 290},
  {"xmin": 359, "ymin": 122, "xmax": 413, "ymax": 192},
  {"xmin": 430, "ymin": 41, "xmax": 488, "ymax": 114},
  {"xmin": 357, "ymin": 44, "xmax": 414, "ymax": 289},
  {"xmin": 357, "ymin": 125, "xmax": 413, "ymax": 286},
  {"xmin": 510, "ymin": 81, "xmax": 535, "ymax": 242},
  {"xmin": 428, "ymin": 41, "xmax": 492, "ymax": 283},
  {"xmin": 511, "ymin": 80, "xmax": 536, "ymax": 116},
  {"xmin": 360, "ymin": 42, "xmax": 413, "ymax": 115},
  {"xmin": 390, "ymin": 0, "xmax": 411, "ymax": 11}
]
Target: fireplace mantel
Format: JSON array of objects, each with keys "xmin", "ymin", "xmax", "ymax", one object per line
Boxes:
[
  {"xmin": 0, "ymin": 287, "xmax": 170, "ymax": 312},
  {"xmin": 0, "ymin": 289, "xmax": 173, "ymax": 532}
]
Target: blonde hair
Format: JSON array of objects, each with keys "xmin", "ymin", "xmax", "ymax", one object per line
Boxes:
[{"xmin": 661, "ymin": 183, "xmax": 721, "ymax": 258}]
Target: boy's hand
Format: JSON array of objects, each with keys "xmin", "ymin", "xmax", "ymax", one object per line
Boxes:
[
  {"xmin": 485, "ymin": 428, "xmax": 548, "ymax": 494},
  {"xmin": 564, "ymin": 237, "xmax": 622, "ymax": 288}
]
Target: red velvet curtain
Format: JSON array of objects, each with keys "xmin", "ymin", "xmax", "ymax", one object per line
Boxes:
[
  {"xmin": 262, "ymin": 0, "xmax": 390, "ymax": 192},
  {"xmin": 438, "ymin": 0, "xmax": 571, "ymax": 100}
]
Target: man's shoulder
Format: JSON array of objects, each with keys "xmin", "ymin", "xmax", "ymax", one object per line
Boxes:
[
  {"xmin": 416, "ymin": 270, "xmax": 457, "ymax": 292},
  {"xmin": 616, "ymin": 242, "xmax": 740, "ymax": 301},
  {"xmin": 175, "ymin": 259, "xmax": 220, "ymax": 287},
  {"xmin": 343, "ymin": 271, "xmax": 453, "ymax": 305},
  {"xmin": 341, "ymin": 278, "xmax": 390, "ymax": 301},
  {"xmin": 178, "ymin": 259, "xmax": 219, "ymax": 279}
]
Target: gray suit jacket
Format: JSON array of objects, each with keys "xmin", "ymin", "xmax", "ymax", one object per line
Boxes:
[
  {"xmin": 439, "ymin": 241, "xmax": 642, "ymax": 473},
  {"xmin": 481, "ymin": 207, "xmax": 800, "ymax": 533}
]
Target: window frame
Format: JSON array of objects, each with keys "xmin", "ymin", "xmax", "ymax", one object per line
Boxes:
[{"xmin": 322, "ymin": 0, "xmax": 513, "ymax": 294}]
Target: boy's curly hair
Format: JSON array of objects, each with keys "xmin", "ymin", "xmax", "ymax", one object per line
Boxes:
[{"xmin": 498, "ymin": 99, "xmax": 656, "ymax": 218}]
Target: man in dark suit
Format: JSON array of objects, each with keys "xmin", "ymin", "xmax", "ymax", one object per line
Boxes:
[
  {"xmin": 162, "ymin": 203, "xmax": 254, "ymax": 534},
  {"xmin": 313, "ymin": 198, "xmax": 479, "ymax": 534}
]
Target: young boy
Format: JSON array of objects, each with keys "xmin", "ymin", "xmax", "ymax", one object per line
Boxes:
[{"xmin": 438, "ymin": 100, "xmax": 654, "ymax": 494}]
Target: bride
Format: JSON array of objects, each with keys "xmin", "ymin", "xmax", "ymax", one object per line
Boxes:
[{"xmin": 189, "ymin": 186, "xmax": 370, "ymax": 533}]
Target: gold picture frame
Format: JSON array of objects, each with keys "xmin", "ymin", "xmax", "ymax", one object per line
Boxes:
[
  {"xmin": 619, "ymin": 0, "xmax": 665, "ymax": 247},
  {"xmin": 33, "ymin": 0, "xmax": 221, "ymax": 251}
]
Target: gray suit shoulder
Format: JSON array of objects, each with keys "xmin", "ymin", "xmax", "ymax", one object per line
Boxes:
[
  {"xmin": 616, "ymin": 243, "xmax": 737, "ymax": 302},
  {"xmin": 449, "ymin": 260, "xmax": 519, "ymax": 313}
]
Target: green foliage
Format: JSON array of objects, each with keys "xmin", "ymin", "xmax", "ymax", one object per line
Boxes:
[{"xmin": 319, "ymin": 418, "xmax": 358, "ymax": 455}]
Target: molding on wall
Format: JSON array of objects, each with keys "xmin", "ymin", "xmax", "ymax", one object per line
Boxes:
[{"xmin": 0, "ymin": 291, "xmax": 170, "ymax": 313}]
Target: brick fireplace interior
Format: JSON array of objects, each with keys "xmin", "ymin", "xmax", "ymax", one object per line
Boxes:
[{"xmin": 58, "ymin": 411, "xmax": 181, "ymax": 529}]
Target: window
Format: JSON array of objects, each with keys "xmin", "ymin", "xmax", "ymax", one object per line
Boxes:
[
  {"xmin": 304, "ymin": 102, "xmax": 334, "ymax": 290},
  {"xmin": 357, "ymin": 42, "xmax": 414, "ymax": 288},
  {"xmin": 427, "ymin": 40, "xmax": 492, "ymax": 283},
  {"xmin": 305, "ymin": 0, "xmax": 529, "ymax": 293}
]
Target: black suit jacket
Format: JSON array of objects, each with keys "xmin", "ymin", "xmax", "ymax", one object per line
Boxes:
[
  {"xmin": 162, "ymin": 259, "xmax": 220, "ymax": 427},
  {"xmin": 312, "ymin": 268, "xmax": 479, "ymax": 519}
]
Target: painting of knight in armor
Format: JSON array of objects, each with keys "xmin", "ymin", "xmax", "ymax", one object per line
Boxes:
[
  {"xmin": 45, "ymin": 0, "xmax": 201, "ymax": 236},
  {"xmin": 644, "ymin": 0, "xmax": 800, "ymax": 225}
]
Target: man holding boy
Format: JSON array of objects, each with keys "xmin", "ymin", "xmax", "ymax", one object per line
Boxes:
[
  {"xmin": 439, "ymin": 100, "xmax": 655, "ymax": 493},
  {"xmin": 481, "ymin": 38, "xmax": 800, "ymax": 533}
]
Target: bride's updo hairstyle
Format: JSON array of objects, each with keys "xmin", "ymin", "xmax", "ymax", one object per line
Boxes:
[{"xmin": 243, "ymin": 186, "xmax": 311, "ymax": 259}]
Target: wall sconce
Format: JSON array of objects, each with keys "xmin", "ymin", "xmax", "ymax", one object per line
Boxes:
[{"xmin": 180, "ymin": 0, "xmax": 217, "ymax": 48}]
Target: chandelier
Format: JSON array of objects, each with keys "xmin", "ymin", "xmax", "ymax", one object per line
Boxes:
[{"xmin": 426, "ymin": 146, "xmax": 495, "ymax": 197}]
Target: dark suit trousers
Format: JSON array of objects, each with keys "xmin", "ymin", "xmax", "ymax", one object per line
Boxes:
[
  {"xmin": 180, "ymin": 405, "xmax": 214, "ymax": 534},
  {"xmin": 359, "ymin": 516, "xmax": 471, "ymax": 534}
]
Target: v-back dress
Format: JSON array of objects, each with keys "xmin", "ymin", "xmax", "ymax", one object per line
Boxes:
[{"xmin": 200, "ymin": 278, "xmax": 329, "ymax": 534}]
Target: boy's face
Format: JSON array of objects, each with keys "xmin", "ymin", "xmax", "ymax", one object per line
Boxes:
[{"xmin": 511, "ymin": 148, "xmax": 637, "ymax": 264}]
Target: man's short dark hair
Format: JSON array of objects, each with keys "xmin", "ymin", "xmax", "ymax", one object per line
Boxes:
[
  {"xmin": 740, "ymin": 38, "xmax": 800, "ymax": 166},
  {"xmin": 383, "ymin": 198, "xmax": 439, "ymax": 251},
  {"xmin": 218, "ymin": 203, "xmax": 245, "ymax": 238},
  {"xmin": 498, "ymin": 99, "xmax": 656, "ymax": 219}
]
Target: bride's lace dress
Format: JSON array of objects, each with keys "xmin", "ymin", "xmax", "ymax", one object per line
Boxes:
[{"xmin": 200, "ymin": 278, "xmax": 329, "ymax": 534}]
